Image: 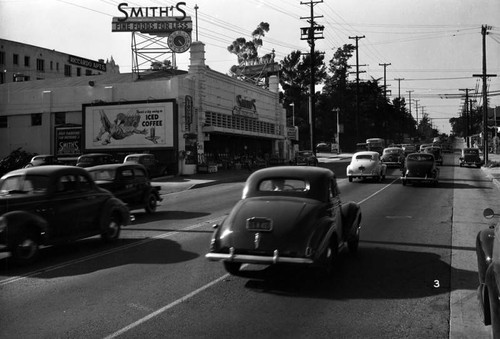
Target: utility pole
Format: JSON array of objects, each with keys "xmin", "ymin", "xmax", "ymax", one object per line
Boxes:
[
  {"xmin": 379, "ymin": 63, "xmax": 391, "ymax": 99},
  {"xmin": 473, "ymin": 24, "xmax": 497, "ymax": 164},
  {"xmin": 395, "ymin": 78, "xmax": 404, "ymax": 98},
  {"xmin": 301, "ymin": 0, "xmax": 324, "ymax": 154},
  {"xmin": 406, "ymin": 90, "xmax": 414, "ymax": 117},
  {"xmin": 459, "ymin": 88, "xmax": 475, "ymax": 147},
  {"xmin": 349, "ymin": 34, "xmax": 365, "ymax": 140}
]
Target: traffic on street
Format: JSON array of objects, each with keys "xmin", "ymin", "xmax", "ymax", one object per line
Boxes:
[{"xmin": 1, "ymin": 150, "xmax": 498, "ymax": 338}]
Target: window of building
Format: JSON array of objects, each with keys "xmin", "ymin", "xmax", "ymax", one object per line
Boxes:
[
  {"xmin": 55, "ymin": 112, "xmax": 66, "ymax": 125},
  {"xmin": 31, "ymin": 113, "xmax": 42, "ymax": 126},
  {"xmin": 0, "ymin": 116, "xmax": 7, "ymax": 128},
  {"xmin": 36, "ymin": 59, "xmax": 45, "ymax": 72},
  {"xmin": 64, "ymin": 65, "xmax": 71, "ymax": 76},
  {"xmin": 13, "ymin": 54, "xmax": 19, "ymax": 65},
  {"xmin": 85, "ymin": 69, "xmax": 92, "ymax": 76},
  {"xmin": 24, "ymin": 56, "xmax": 30, "ymax": 67},
  {"xmin": 56, "ymin": 62, "xmax": 59, "ymax": 71},
  {"xmin": 0, "ymin": 51, "xmax": 5, "ymax": 65},
  {"xmin": 50, "ymin": 61, "xmax": 53, "ymax": 70},
  {"xmin": 76, "ymin": 67, "xmax": 81, "ymax": 76},
  {"xmin": 0, "ymin": 72, "xmax": 4, "ymax": 84}
]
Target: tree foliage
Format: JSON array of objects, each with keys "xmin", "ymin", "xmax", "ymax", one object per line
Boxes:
[{"xmin": 227, "ymin": 22, "xmax": 270, "ymax": 65}]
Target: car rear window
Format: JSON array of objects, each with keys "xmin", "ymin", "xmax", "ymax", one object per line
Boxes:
[
  {"xmin": 408, "ymin": 154, "xmax": 433, "ymax": 161},
  {"xmin": 88, "ymin": 169, "xmax": 116, "ymax": 181},
  {"xmin": 258, "ymin": 178, "xmax": 309, "ymax": 192},
  {"xmin": 356, "ymin": 154, "xmax": 373, "ymax": 160}
]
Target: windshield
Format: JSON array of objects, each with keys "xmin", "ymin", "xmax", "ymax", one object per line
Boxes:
[
  {"xmin": 464, "ymin": 149, "xmax": 479, "ymax": 155},
  {"xmin": 0, "ymin": 175, "xmax": 49, "ymax": 193}
]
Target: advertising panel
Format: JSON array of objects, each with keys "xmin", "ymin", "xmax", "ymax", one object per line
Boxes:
[
  {"xmin": 55, "ymin": 126, "xmax": 82, "ymax": 157},
  {"xmin": 83, "ymin": 100, "xmax": 175, "ymax": 150}
]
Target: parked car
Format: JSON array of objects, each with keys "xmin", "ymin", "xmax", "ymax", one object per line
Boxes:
[
  {"xmin": 381, "ymin": 147, "xmax": 405, "ymax": 168},
  {"xmin": 0, "ymin": 166, "xmax": 131, "ymax": 264},
  {"xmin": 316, "ymin": 142, "xmax": 330, "ymax": 153},
  {"xmin": 459, "ymin": 148, "xmax": 484, "ymax": 168},
  {"xmin": 422, "ymin": 146, "xmax": 443, "ymax": 166},
  {"xmin": 294, "ymin": 150, "xmax": 318, "ymax": 166},
  {"xmin": 205, "ymin": 166, "xmax": 362, "ymax": 275},
  {"xmin": 86, "ymin": 163, "xmax": 162, "ymax": 213},
  {"xmin": 346, "ymin": 151, "xmax": 387, "ymax": 182},
  {"xmin": 476, "ymin": 208, "xmax": 500, "ymax": 338},
  {"xmin": 76, "ymin": 153, "xmax": 115, "ymax": 168},
  {"xmin": 419, "ymin": 143, "xmax": 433, "ymax": 152},
  {"xmin": 24, "ymin": 154, "xmax": 62, "ymax": 167},
  {"xmin": 401, "ymin": 153, "xmax": 439, "ymax": 186},
  {"xmin": 123, "ymin": 153, "xmax": 168, "ymax": 178}
]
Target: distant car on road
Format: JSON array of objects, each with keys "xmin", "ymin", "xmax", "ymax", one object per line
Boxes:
[
  {"xmin": 347, "ymin": 151, "xmax": 387, "ymax": 182},
  {"xmin": 0, "ymin": 165, "xmax": 130, "ymax": 264},
  {"xmin": 422, "ymin": 146, "xmax": 443, "ymax": 166},
  {"xmin": 86, "ymin": 163, "xmax": 162, "ymax": 213},
  {"xmin": 316, "ymin": 142, "xmax": 331, "ymax": 153},
  {"xmin": 381, "ymin": 147, "xmax": 405, "ymax": 168},
  {"xmin": 401, "ymin": 153, "xmax": 439, "ymax": 186},
  {"xmin": 459, "ymin": 148, "xmax": 483, "ymax": 168},
  {"xmin": 24, "ymin": 155, "xmax": 62, "ymax": 168},
  {"xmin": 123, "ymin": 153, "xmax": 168, "ymax": 178},
  {"xmin": 76, "ymin": 153, "xmax": 115, "ymax": 168},
  {"xmin": 294, "ymin": 151, "xmax": 318, "ymax": 166},
  {"xmin": 206, "ymin": 166, "xmax": 362, "ymax": 275}
]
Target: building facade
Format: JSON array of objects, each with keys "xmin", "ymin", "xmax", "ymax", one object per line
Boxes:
[
  {"xmin": 0, "ymin": 39, "xmax": 120, "ymax": 84},
  {"xmin": 0, "ymin": 41, "xmax": 288, "ymax": 175}
]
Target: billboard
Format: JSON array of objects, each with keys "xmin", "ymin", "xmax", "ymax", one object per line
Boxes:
[
  {"xmin": 83, "ymin": 100, "xmax": 175, "ymax": 150},
  {"xmin": 55, "ymin": 126, "xmax": 82, "ymax": 157}
]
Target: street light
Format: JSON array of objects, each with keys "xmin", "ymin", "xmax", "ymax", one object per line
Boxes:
[
  {"xmin": 333, "ymin": 107, "xmax": 340, "ymax": 154},
  {"xmin": 289, "ymin": 103, "xmax": 295, "ymax": 126}
]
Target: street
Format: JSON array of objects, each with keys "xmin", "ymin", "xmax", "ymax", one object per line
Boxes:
[{"xmin": 0, "ymin": 152, "xmax": 497, "ymax": 338}]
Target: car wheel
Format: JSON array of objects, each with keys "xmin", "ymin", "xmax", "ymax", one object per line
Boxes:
[
  {"xmin": 348, "ymin": 177, "xmax": 353, "ymax": 182},
  {"xmin": 11, "ymin": 231, "xmax": 40, "ymax": 265},
  {"xmin": 144, "ymin": 192, "xmax": 157, "ymax": 214},
  {"xmin": 223, "ymin": 261, "xmax": 242, "ymax": 275},
  {"xmin": 402, "ymin": 179, "xmax": 407, "ymax": 186},
  {"xmin": 100, "ymin": 210, "xmax": 122, "ymax": 243}
]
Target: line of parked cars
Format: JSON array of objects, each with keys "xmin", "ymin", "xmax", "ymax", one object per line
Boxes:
[{"xmin": 0, "ymin": 152, "xmax": 167, "ymax": 264}]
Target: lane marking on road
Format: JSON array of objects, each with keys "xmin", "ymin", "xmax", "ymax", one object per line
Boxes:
[
  {"xmin": 0, "ymin": 216, "xmax": 226, "ymax": 286},
  {"xmin": 103, "ymin": 273, "xmax": 231, "ymax": 339},
  {"xmin": 356, "ymin": 177, "xmax": 399, "ymax": 205}
]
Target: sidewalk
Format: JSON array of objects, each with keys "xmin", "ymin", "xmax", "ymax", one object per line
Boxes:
[{"xmin": 153, "ymin": 153, "xmax": 353, "ymax": 194}]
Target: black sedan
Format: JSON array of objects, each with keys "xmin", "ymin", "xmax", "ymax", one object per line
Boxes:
[
  {"xmin": 86, "ymin": 163, "xmax": 162, "ymax": 213},
  {"xmin": 0, "ymin": 166, "xmax": 130, "ymax": 265},
  {"xmin": 476, "ymin": 208, "xmax": 500, "ymax": 338},
  {"xmin": 401, "ymin": 153, "xmax": 439, "ymax": 186},
  {"xmin": 205, "ymin": 166, "xmax": 362, "ymax": 275}
]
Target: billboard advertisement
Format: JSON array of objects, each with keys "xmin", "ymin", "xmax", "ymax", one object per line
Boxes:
[
  {"xmin": 55, "ymin": 126, "xmax": 82, "ymax": 157},
  {"xmin": 83, "ymin": 100, "xmax": 175, "ymax": 150}
]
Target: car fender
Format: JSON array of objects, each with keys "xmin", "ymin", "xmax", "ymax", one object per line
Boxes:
[
  {"xmin": 476, "ymin": 228, "xmax": 495, "ymax": 284},
  {"xmin": 99, "ymin": 197, "xmax": 131, "ymax": 230},
  {"xmin": 341, "ymin": 202, "xmax": 362, "ymax": 241},
  {"xmin": 307, "ymin": 216, "xmax": 338, "ymax": 260},
  {"xmin": 1, "ymin": 210, "xmax": 49, "ymax": 245}
]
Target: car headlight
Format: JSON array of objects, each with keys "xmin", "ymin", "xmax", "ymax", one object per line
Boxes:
[{"xmin": 0, "ymin": 216, "xmax": 6, "ymax": 232}]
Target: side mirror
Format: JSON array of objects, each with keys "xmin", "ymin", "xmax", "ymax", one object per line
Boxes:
[{"xmin": 483, "ymin": 208, "xmax": 495, "ymax": 219}]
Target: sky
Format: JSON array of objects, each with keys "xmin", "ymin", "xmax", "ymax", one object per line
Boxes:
[{"xmin": 1, "ymin": 0, "xmax": 500, "ymax": 135}]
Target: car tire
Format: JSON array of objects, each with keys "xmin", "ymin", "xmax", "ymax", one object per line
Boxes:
[
  {"xmin": 100, "ymin": 208, "xmax": 122, "ymax": 243},
  {"xmin": 144, "ymin": 192, "xmax": 157, "ymax": 214},
  {"xmin": 223, "ymin": 261, "xmax": 242, "ymax": 275},
  {"xmin": 348, "ymin": 177, "xmax": 353, "ymax": 182},
  {"xmin": 11, "ymin": 230, "xmax": 40, "ymax": 265},
  {"xmin": 402, "ymin": 179, "xmax": 407, "ymax": 186}
]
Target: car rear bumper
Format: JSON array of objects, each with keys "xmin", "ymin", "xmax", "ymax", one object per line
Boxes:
[
  {"xmin": 205, "ymin": 250, "xmax": 314, "ymax": 265},
  {"xmin": 401, "ymin": 175, "xmax": 437, "ymax": 182}
]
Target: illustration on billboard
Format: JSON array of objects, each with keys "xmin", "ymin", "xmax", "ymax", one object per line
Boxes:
[{"xmin": 84, "ymin": 102, "xmax": 174, "ymax": 150}]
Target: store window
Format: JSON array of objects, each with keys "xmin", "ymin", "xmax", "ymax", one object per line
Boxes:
[
  {"xmin": 24, "ymin": 56, "xmax": 30, "ymax": 67},
  {"xmin": 0, "ymin": 116, "xmax": 7, "ymax": 128},
  {"xmin": 31, "ymin": 113, "xmax": 42, "ymax": 126},
  {"xmin": 36, "ymin": 59, "xmax": 45, "ymax": 72},
  {"xmin": 55, "ymin": 112, "xmax": 66, "ymax": 125},
  {"xmin": 13, "ymin": 54, "xmax": 19, "ymax": 65},
  {"xmin": 0, "ymin": 51, "xmax": 5, "ymax": 65},
  {"xmin": 64, "ymin": 65, "xmax": 71, "ymax": 76}
]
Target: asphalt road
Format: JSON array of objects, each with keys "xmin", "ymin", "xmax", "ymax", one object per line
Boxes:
[{"xmin": 0, "ymin": 152, "xmax": 496, "ymax": 338}]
